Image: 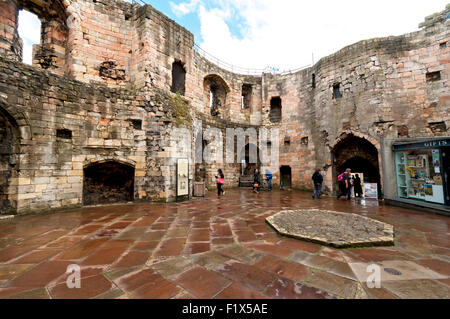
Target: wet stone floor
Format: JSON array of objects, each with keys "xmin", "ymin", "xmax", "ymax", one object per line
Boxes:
[{"xmin": 0, "ymin": 190, "xmax": 449, "ymax": 299}]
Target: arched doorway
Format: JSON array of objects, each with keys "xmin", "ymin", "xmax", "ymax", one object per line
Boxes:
[
  {"xmin": 332, "ymin": 134, "xmax": 381, "ymax": 197},
  {"xmin": 0, "ymin": 107, "xmax": 19, "ymax": 214},
  {"xmin": 83, "ymin": 161, "xmax": 135, "ymax": 206}
]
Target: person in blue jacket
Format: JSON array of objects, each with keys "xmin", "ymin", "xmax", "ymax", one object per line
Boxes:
[
  {"xmin": 265, "ymin": 169, "xmax": 273, "ymax": 191},
  {"xmin": 312, "ymin": 169, "xmax": 324, "ymax": 199}
]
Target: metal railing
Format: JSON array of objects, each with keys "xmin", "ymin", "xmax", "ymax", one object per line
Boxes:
[
  {"xmin": 194, "ymin": 43, "xmax": 311, "ymax": 76},
  {"xmin": 131, "ymin": 1, "xmax": 311, "ymax": 76}
]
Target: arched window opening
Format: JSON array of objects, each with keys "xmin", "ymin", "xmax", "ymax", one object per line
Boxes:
[
  {"xmin": 270, "ymin": 97, "xmax": 282, "ymax": 123},
  {"xmin": 204, "ymin": 75, "xmax": 229, "ymax": 117}
]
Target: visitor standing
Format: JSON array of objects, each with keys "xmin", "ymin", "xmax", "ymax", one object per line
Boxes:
[
  {"xmin": 312, "ymin": 169, "xmax": 323, "ymax": 199},
  {"xmin": 337, "ymin": 168, "xmax": 352, "ymax": 200},
  {"xmin": 265, "ymin": 169, "xmax": 273, "ymax": 192},
  {"xmin": 253, "ymin": 169, "xmax": 260, "ymax": 194},
  {"xmin": 354, "ymin": 174, "xmax": 363, "ymax": 198},
  {"xmin": 215, "ymin": 169, "xmax": 225, "ymax": 196}
]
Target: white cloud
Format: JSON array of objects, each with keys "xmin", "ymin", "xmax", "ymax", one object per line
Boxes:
[
  {"xmin": 171, "ymin": 0, "xmax": 203, "ymax": 16},
  {"xmin": 172, "ymin": 0, "xmax": 449, "ymax": 71}
]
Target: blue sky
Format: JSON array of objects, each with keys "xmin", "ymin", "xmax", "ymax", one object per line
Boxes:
[{"xmin": 19, "ymin": 0, "xmax": 449, "ymax": 70}]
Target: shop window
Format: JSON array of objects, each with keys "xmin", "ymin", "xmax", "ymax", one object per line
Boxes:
[
  {"xmin": 395, "ymin": 149, "xmax": 446, "ymax": 204},
  {"xmin": 241, "ymin": 84, "xmax": 252, "ymax": 109},
  {"xmin": 18, "ymin": 10, "xmax": 41, "ymax": 65},
  {"xmin": 171, "ymin": 61, "xmax": 186, "ymax": 95},
  {"xmin": 333, "ymin": 84, "xmax": 342, "ymax": 99},
  {"xmin": 426, "ymin": 71, "xmax": 441, "ymax": 82},
  {"xmin": 270, "ymin": 97, "xmax": 282, "ymax": 123}
]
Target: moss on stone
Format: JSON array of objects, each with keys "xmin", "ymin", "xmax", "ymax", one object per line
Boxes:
[{"xmin": 168, "ymin": 93, "xmax": 193, "ymax": 129}]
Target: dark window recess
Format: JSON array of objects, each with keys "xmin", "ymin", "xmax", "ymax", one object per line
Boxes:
[
  {"xmin": 333, "ymin": 84, "xmax": 342, "ymax": 99},
  {"xmin": 439, "ymin": 42, "xmax": 447, "ymax": 49},
  {"xmin": 171, "ymin": 61, "xmax": 186, "ymax": 95},
  {"xmin": 426, "ymin": 71, "xmax": 441, "ymax": 82},
  {"xmin": 267, "ymin": 141, "xmax": 272, "ymax": 147},
  {"xmin": 56, "ymin": 129, "xmax": 72, "ymax": 139},
  {"xmin": 131, "ymin": 119, "xmax": 142, "ymax": 130},
  {"xmin": 241, "ymin": 84, "xmax": 252, "ymax": 109},
  {"xmin": 428, "ymin": 121, "xmax": 447, "ymax": 134},
  {"xmin": 284, "ymin": 138, "xmax": 291, "ymax": 146},
  {"xmin": 269, "ymin": 97, "xmax": 282, "ymax": 123},
  {"xmin": 397, "ymin": 125, "xmax": 409, "ymax": 138},
  {"xmin": 312, "ymin": 74, "xmax": 316, "ymax": 88},
  {"xmin": 301, "ymin": 137, "xmax": 309, "ymax": 145}
]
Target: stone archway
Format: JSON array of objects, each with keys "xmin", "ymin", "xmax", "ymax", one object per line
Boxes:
[
  {"xmin": 0, "ymin": 106, "xmax": 20, "ymax": 214},
  {"xmin": 331, "ymin": 133, "xmax": 382, "ymax": 197},
  {"xmin": 83, "ymin": 161, "xmax": 135, "ymax": 206}
]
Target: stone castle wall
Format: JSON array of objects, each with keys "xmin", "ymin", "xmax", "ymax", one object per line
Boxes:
[{"xmin": 0, "ymin": 0, "xmax": 448, "ymax": 214}]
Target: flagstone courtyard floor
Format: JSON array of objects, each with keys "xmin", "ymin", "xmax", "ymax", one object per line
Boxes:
[{"xmin": 0, "ymin": 189, "xmax": 449, "ymax": 299}]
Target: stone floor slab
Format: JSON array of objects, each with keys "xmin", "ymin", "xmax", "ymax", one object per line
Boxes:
[{"xmin": 267, "ymin": 209, "xmax": 394, "ymax": 248}]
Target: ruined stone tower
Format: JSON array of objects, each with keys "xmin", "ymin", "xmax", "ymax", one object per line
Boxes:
[{"xmin": 0, "ymin": 0, "xmax": 449, "ymax": 214}]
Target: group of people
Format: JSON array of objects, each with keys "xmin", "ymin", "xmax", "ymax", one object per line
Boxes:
[
  {"xmin": 311, "ymin": 168, "xmax": 362, "ymax": 200},
  {"xmin": 215, "ymin": 167, "xmax": 363, "ymax": 199},
  {"xmin": 215, "ymin": 168, "xmax": 273, "ymax": 196}
]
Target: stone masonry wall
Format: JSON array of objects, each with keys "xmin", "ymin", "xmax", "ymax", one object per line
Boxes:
[{"xmin": 0, "ymin": 0, "xmax": 448, "ymax": 214}]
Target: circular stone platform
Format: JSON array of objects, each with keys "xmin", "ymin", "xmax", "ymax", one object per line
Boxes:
[{"xmin": 266, "ymin": 209, "xmax": 394, "ymax": 248}]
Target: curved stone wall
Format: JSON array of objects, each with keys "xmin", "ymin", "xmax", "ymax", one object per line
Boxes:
[{"xmin": 0, "ymin": 0, "xmax": 448, "ymax": 214}]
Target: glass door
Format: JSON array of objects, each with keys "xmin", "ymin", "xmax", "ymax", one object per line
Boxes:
[{"xmin": 442, "ymin": 147, "xmax": 450, "ymax": 205}]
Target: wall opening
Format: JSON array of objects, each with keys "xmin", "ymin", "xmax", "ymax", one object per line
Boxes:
[
  {"xmin": 131, "ymin": 119, "xmax": 142, "ymax": 130},
  {"xmin": 426, "ymin": 71, "xmax": 441, "ymax": 82},
  {"xmin": 241, "ymin": 84, "xmax": 252, "ymax": 109},
  {"xmin": 280, "ymin": 166, "xmax": 292, "ymax": 189},
  {"xmin": 332, "ymin": 134, "xmax": 381, "ymax": 197},
  {"xmin": 240, "ymin": 143, "xmax": 260, "ymax": 176},
  {"xmin": 284, "ymin": 137, "xmax": 291, "ymax": 147},
  {"xmin": 333, "ymin": 84, "xmax": 342, "ymax": 99},
  {"xmin": 312, "ymin": 74, "xmax": 316, "ymax": 88},
  {"xmin": 56, "ymin": 129, "xmax": 72, "ymax": 139},
  {"xmin": 18, "ymin": 10, "xmax": 41, "ymax": 65},
  {"xmin": 270, "ymin": 97, "xmax": 282, "ymax": 123},
  {"xmin": 171, "ymin": 61, "xmax": 186, "ymax": 95},
  {"xmin": 0, "ymin": 107, "xmax": 18, "ymax": 214},
  {"xmin": 204, "ymin": 75, "xmax": 229, "ymax": 117},
  {"xmin": 83, "ymin": 161, "xmax": 135, "ymax": 206}
]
